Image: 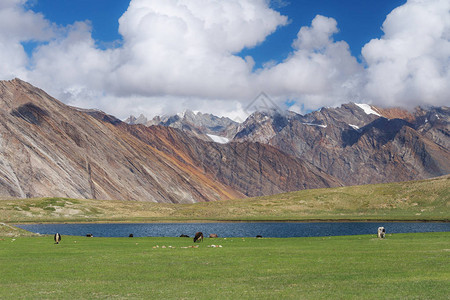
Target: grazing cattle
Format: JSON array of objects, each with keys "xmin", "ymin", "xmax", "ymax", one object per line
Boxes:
[
  {"xmin": 179, "ymin": 234, "xmax": 189, "ymax": 238},
  {"xmin": 54, "ymin": 233, "xmax": 61, "ymax": 244},
  {"xmin": 256, "ymin": 235, "xmax": 263, "ymax": 238},
  {"xmin": 129, "ymin": 234, "xmax": 134, "ymax": 237},
  {"xmin": 378, "ymin": 227, "xmax": 386, "ymax": 239},
  {"xmin": 209, "ymin": 233, "xmax": 218, "ymax": 238},
  {"xmin": 86, "ymin": 233, "xmax": 93, "ymax": 237},
  {"xmin": 193, "ymin": 232, "xmax": 204, "ymax": 243}
]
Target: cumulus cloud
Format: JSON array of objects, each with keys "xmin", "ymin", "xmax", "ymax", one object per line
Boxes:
[
  {"xmin": 362, "ymin": 0, "xmax": 450, "ymax": 108},
  {"xmin": 0, "ymin": 0, "xmax": 54, "ymax": 79},
  {"xmin": 110, "ymin": 0, "xmax": 288, "ymax": 100},
  {"xmin": 16, "ymin": 0, "xmax": 290, "ymax": 118},
  {"xmin": 0, "ymin": 0, "xmax": 448, "ymax": 120},
  {"xmin": 257, "ymin": 15, "xmax": 363, "ymax": 112}
]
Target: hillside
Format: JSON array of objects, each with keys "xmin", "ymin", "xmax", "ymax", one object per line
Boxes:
[
  {"xmin": 1, "ymin": 175, "xmax": 448, "ymax": 223},
  {"xmin": 0, "ymin": 79, "xmax": 340, "ymax": 202}
]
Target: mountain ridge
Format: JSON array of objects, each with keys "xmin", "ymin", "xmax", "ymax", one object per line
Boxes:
[
  {"xmin": 128, "ymin": 100, "xmax": 449, "ymax": 187},
  {"xmin": 0, "ymin": 79, "xmax": 342, "ymax": 202}
]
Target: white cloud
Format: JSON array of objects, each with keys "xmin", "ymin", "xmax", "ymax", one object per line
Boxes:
[
  {"xmin": 0, "ymin": 0, "xmax": 54, "ymax": 79},
  {"xmin": 0, "ymin": 0, "xmax": 448, "ymax": 120},
  {"xmin": 110, "ymin": 0, "xmax": 288, "ymax": 100},
  {"xmin": 257, "ymin": 15, "xmax": 364, "ymax": 111},
  {"xmin": 18, "ymin": 0, "xmax": 290, "ymax": 118},
  {"xmin": 362, "ymin": 0, "xmax": 450, "ymax": 108}
]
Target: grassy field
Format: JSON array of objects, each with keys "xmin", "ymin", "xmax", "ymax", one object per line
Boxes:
[
  {"xmin": 0, "ymin": 175, "xmax": 449, "ymax": 224},
  {"xmin": 0, "ymin": 232, "xmax": 448, "ymax": 299}
]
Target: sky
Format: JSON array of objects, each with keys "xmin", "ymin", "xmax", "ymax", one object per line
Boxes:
[{"xmin": 0, "ymin": 0, "xmax": 449, "ymax": 121}]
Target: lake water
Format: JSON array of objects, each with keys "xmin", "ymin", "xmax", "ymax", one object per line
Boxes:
[{"xmin": 16, "ymin": 222, "xmax": 450, "ymax": 238}]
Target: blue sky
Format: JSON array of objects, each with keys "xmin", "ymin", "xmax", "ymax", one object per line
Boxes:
[
  {"xmin": 1, "ymin": 0, "xmax": 448, "ymax": 119},
  {"xmin": 242, "ymin": 0, "xmax": 407, "ymax": 66},
  {"xmin": 28, "ymin": 0, "xmax": 129, "ymax": 48},
  {"xmin": 28, "ymin": 0, "xmax": 406, "ymax": 66}
]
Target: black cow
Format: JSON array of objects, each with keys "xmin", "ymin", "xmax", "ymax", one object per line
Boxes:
[
  {"xmin": 54, "ymin": 233, "xmax": 61, "ymax": 244},
  {"xmin": 86, "ymin": 233, "xmax": 93, "ymax": 237},
  {"xmin": 129, "ymin": 234, "xmax": 134, "ymax": 237},
  {"xmin": 180, "ymin": 234, "xmax": 189, "ymax": 238},
  {"xmin": 193, "ymin": 232, "xmax": 204, "ymax": 243}
]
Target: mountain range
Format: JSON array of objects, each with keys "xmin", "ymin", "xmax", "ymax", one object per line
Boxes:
[{"xmin": 0, "ymin": 78, "xmax": 448, "ymax": 203}]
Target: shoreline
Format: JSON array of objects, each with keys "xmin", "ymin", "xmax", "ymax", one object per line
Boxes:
[{"xmin": 10, "ymin": 218, "xmax": 450, "ymax": 225}]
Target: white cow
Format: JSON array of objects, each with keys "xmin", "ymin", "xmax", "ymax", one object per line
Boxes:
[{"xmin": 377, "ymin": 227, "xmax": 386, "ymax": 239}]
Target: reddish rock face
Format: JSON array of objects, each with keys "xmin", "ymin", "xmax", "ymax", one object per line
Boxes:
[
  {"xmin": 0, "ymin": 79, "xmax": 242, "ymax": 202},
  {"xmin": 121, "ymin": 124, "xmax": 342, "ymax": 197},
  {"xmin": 0, "ymin": 79, "xmax": 342, "ymax": 202}
]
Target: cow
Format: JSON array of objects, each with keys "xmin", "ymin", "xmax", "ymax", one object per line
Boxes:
[
  {"xmin": 129, "ymin": 234, "xmax": 134, "ymax": 237},
  {"xmin": 256, "ymin": 235, "xmax": 263, "ymax": 239},
  {"xmin": 86, "ymin": 233, "xmax": 93, "ymax": 237},
  {"xmin": 179, "ymin": 234, "xmax": 189, "ymax": 238},
  {"xmin": 209, "ymin": 233, "xmax": 218, "ymax": 238},
  {"xmin": 378, "ymin": 227, "xmax": 386, "ymax": 239},
  {"xmin": 193, "ymin": 232, "xmax": 204, "ymax": 243},
  {"xmin": 54, "ymin": 233, "xmax": 61, "ymax": 244}
]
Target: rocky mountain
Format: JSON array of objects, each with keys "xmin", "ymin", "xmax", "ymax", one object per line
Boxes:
[
  {"xmin": 119, "ymin": 124, "xmax": 342, "ymax": 197},
  {"xmin": 232, "ymin": 103, "xmax": 450, "ymax": 185},
  {"xmin": 126, "ymin": 100, "xmax": 449, "ymax": 188},
  {"xmin": 0, "ymin": 79, "xmax": 341, "ymax": 202},
  {"xmin": 126, "ymin": 110, "xmax": 239, "ymax": 143},
  {"xmin": 124, "ymin": 114, "xmax": 148, "ymax": 126}
]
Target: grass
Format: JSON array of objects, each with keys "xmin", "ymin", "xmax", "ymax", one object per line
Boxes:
[
  {"xmin": 0, "ymin": 175, "xmax": 449, "ymax": 224},
  {"xmin": 0, "ymin": 232, "xmax": 448, "ymax": 299}
]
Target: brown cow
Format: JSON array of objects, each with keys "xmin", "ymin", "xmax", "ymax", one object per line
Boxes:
[
  {"xmin": 193, "ymin": 232, "xmax": 204, "ymax": 243},
  {"xmin": 209, "ymin": 233, "xmax": 218, "ymax": 238}
]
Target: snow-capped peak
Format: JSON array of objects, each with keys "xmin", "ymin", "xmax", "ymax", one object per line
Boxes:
[{"xmin": 355, "ymin": 103, "xmax": 381, "ymax": 117}]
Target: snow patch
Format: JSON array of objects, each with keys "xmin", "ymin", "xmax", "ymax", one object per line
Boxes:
[
  {"xmin": 207, "ymin": 134, "xmax": 229, "ymax": 144},
  {"xmin": 349, "ymin": 124, "xmax": 360, "ymax": 130},
  {"xmin": 302, "ymin": 122, "xmax": 327, "ymax": 128},
  {"xmin": 355, "ymin": 103, "xmax": 381, "ymax": 117}
]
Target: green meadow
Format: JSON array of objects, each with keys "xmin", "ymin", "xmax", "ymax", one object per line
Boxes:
[
  {"xmin": 0, "ymin": 176, "xmax": 448, "ymax": 298},
  {"xmin": 0, "ymin": 232, "xmax": 449, "ymax": 299},
  {"xmin": 1, "ymin": 175, "xmax": 449, "ymax": 224}
]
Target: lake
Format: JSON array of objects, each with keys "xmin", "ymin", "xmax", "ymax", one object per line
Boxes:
[{"xmin": 16, "ymin": 222, "xmax": 450, "ymax": 238}]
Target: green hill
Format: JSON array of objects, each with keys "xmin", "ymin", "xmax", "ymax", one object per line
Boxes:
[{"xmin": 1, "ymin": 175, "xmax": 449, "ymax": 226}]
